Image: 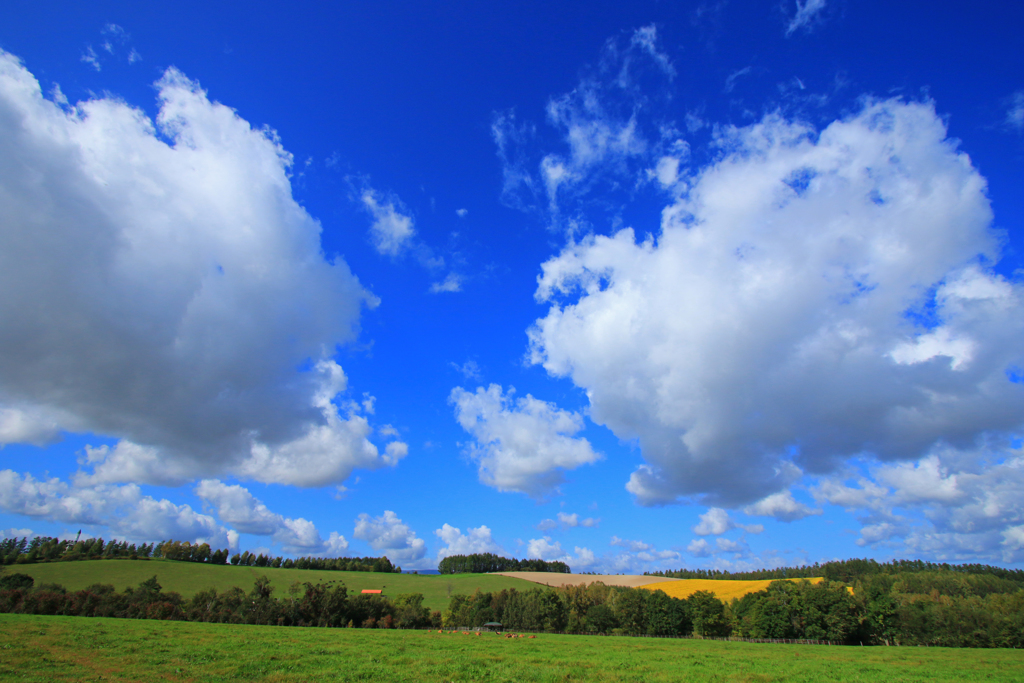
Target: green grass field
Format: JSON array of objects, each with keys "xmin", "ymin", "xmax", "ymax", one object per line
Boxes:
[
  {"xmin": 0, "ymin": 613, "xmax": 1020, "ymax": 682},
  {"xmin": 3, "ymin": 560, "xmax": 535, "ymax": 611}
]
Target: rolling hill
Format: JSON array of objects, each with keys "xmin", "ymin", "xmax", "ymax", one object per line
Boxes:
[{"xmin": 2, "ymin": 559, "xmax": 537, "ymax": 612}]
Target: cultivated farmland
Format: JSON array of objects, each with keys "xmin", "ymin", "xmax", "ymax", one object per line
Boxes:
[
  {"xmin": 9, "ymin": 560, "xmax": 837, "ymax": 610},
  {"xmin": 2, "ymin": 613, "xmax": 1021, "ymax": 682},
  {"xmin": 638, "ymin": 577, "xmax": 825, "ymax": 601},
  {"xmin": 496, "ymin": 571, "xmax": 830, "ymax": 602}
]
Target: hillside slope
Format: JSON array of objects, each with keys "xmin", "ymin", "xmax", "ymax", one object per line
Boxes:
[{"xmin": 2, "ymin": 560, "xmax": 536, "ymax": 611}]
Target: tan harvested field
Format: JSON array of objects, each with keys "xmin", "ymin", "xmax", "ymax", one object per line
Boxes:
[
  {"xmin": 492, "ymin": 572, "xmax": 681, "ymax": 588},
  {"xmin": 497, "ymin": 572, "xmax": 828, "ymax": 601},
  {"xmin": 638, "ymin": 576, "xmax": 825, "ymax": 601}
]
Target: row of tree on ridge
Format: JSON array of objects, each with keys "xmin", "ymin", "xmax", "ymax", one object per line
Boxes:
[
  {"xmin": 1, "ymin": 538, "xmax": 572, "ymax": 575},
  {"xmin": 0, "ymin": 536, "xmax": 401, "ymax": 573},
  {"xmin": 437, "ymin": 553, "xmax": 570, "ymax": 574},
  {"xmin": 646, "ymin": 557, "xmax": 1024, "ymax": 584}
]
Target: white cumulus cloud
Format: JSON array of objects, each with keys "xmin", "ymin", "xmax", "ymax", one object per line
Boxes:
[
  {"xmin": 194, "ymin": 479, "xmax": 348, "ymax": 554},
  {"xmin": 0, "ymin": 470, "xmax": 237, "ymax": 549},
  {"xmin": 353, "ymin": 510, "xmax": 427, "ymax": 565},
  {"xmin": 687, "ymin": 538, "xmax": 711, "ymax": 557},
  {"xmin": 744, "ymin": 491, "xmax": 821, "ymax": 522},
  {"xmin": 0, "ymin": 527, "xmax": 33, "ymax": 540},
  {"xmin": 814, "ymin": 440, "xmax": 1024, "ymax": 562},
  {"xmin": 693, "ymin": 508, "xmax": 732, "ymax": 536},
  {"xmin": 450, "ymin": 384, "xmax": 601, "ymax": 497},
  {"xmin": 528, "ymin": 99, "xmax": 1024, "ymax": 510},
  {"xmin": 557, "ymin": 511, "xmax": 599, "ymax": 528},
  {"xmin": 435, "ymin": 523, "xmax": 505, "ymax": 559},
  {"xmin": 693, "ymin": 507, "xmax": 765, "ymax": 535},
  {"xmin": 524, "ymin": 537, "xmax": 595, "ymax": 569},
  {"xmin": 526, "ymin": 536, "xmax": 566, "ymax": 561},
  {"xmin": 0, "ymin": 52, "xmax": 402, "ymax": 489}
]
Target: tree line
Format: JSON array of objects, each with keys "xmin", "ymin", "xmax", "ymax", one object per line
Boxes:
[
  {"xmin": 1, "ymin": 567, "xmax": 1021, "ymax": 646},
  {"xmin": 443, "ymin": 582, "xmax": 701, "ymax": 636},
  {"xmin": 0, "ymin": 572, "xmax": 438, "ymax": 629},
  {"xmin": 441, "ymin": 569, "xmax": 1023, "ymax": 647},
  {"xmin": 1, "ymin": 536, "xmax": 158, "ymax": 564},
  {"xmin": 437, "ymin": 553, "xmax": 570, "ymax": 574},
  {"xmin": 647, "ymin": 558, "xmax": 1024, "ymax": 584},
  {"xmin": 224, "ymin": 549, "xmax": 400, "ymax": 573},
  {"xmin": 441, "ymin": 582, "xmax": 818, "ymax": 639},
  {"xmin": 0, "ymin": 536, "xmax": 401, "ymax": 573}
]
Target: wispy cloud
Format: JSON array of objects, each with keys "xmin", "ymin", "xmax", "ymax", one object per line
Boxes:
[
  {"xmin": 786, "ymin": 0, "xmax": 827, "ymax": 36},
  {"xmin": 724, "ymin": 66, "xmax": 752, "ymax": 93},
  {"xmin": 430, "ymin": 273, "xmax": 462, "ymax": 294},
  {"xmin": 361, "ymin": 190, "xmax": 417, "ymax": 256},
  {"xmin": 492, "ymin": 25, "xmax": 677, "ymax": 230},
  {"xmin": 80, "ymin": 46, "xmax": 101, "ymax": 71},
  {"xmin": 1006, "ymin": 91, "xmax": 1024, "ymax": 132},
  {"xmin": 357, "ymin": 183, "xmax": 465, "ymax": 291},
  {"xmin": 537, "ymin": 511, "xmax": 600, "ymax": 530},
  {"xmin": 450, "ymin": 359, "xmax": 482, "ymax": 381},
  {"xmin": 693, "ymin": 507, "xmax": 764, "ymax": 535}
]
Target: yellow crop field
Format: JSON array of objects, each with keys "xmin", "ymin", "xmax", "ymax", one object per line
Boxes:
[{"xmin": 638, "ymin": 576, "xmax": 824, "ymax": 601}]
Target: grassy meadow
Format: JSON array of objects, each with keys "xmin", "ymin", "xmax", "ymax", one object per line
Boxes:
[
  {"xmin": 4, "ymin": 560, "xmax": 850, "ymax": 611},
  {"xmin": 3, "ymin": 560, "xmax": 535, "ymax": 612},
  {"xmin": 1, "ymin": 613, "xmax": 1021, "ymax": 682},
  {"xmin": 638, "ymin": 577, "xmax": 825, "ymax": 601}
]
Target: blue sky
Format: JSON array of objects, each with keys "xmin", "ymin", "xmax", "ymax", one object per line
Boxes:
[{"xmin": 1, "ymin": 1, "xmax": 1024, "ymax": 573}]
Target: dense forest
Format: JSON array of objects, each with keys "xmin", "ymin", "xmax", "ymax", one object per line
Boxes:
[
  {"xmin": 647, "ymin": 558, "xmax": 1024, "ymax": 583},
  {"xmin": 0, "ymin": 536, "xmax": 401, "ymax": 573},
  {"xmin": 437, "ymin": 553, "xmax": 571, "ymax": 574}
]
